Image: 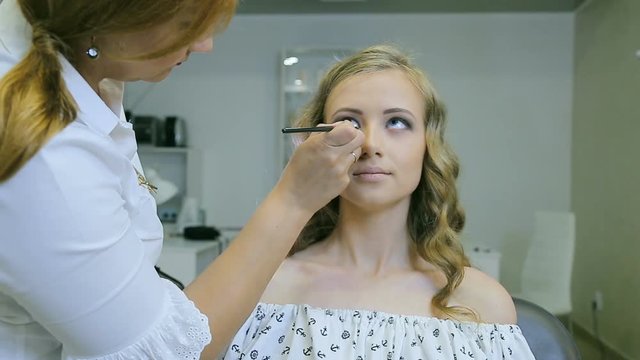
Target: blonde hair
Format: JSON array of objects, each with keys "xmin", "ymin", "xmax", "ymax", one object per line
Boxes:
[
  {"xmin": 291, "ymin": 44, "xmax": 475, "ymax": 321},
  {"xmin": 0, "ymin": 0, "xmax": 236, "ymax": 182}
]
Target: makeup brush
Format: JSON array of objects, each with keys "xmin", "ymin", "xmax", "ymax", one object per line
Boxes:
[{"xmin": 281, "ymin": 126, "xmax": 333, "ymax": 134}]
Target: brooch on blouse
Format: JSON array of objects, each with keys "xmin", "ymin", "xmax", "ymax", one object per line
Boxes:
[{"xmin": 134, "ymin": 167, "xmax": 157, "ymax": 194}]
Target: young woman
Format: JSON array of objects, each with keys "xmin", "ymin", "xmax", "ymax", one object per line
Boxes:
[
  {"xmin": 0, "ymin": 0, "xmax": 363, "ymax": 358},
  {"xmin": 221, "ymin": 45, "xmax": 535, "ymax": 359}
]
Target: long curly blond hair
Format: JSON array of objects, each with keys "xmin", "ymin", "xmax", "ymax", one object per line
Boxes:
[{"xmin": 290, "ymin": 44, "xmax": 475, "ymax": 321}]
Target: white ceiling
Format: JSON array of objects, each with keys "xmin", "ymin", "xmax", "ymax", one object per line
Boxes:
[{"xmin": 236, "ymin": 0, "xmax": 587, "ymax": 14}]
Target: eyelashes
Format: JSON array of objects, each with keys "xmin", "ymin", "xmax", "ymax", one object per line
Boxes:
[
  {"xmin": 387, "ymin": 116, "xmax": 412, "ymax": 129},
  {"xmin": 341, "ymin": 117, "xmax": 361, "ymax": 129},
  {"xmin": 333, "ymin": 116, "xmax": 412, "ymax": 130}
]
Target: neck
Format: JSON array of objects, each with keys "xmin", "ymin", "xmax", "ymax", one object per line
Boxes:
[
  {"xmin": 325, "ymin": 198, "xmax": 415, "ymax": 276},
  {"xmin": 72, "ymin": 49, "xmax": 124, "ymax": 115},
  {"xmin": 74, "ymin": 55, "xmax": 104, "ymax": 95},
  {"xmin": 68, "ymin": 40, "xmax": 108, "ymax": 93}
]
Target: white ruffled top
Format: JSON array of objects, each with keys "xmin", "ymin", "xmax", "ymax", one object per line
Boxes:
[
  {"xmin": 221, "ymin": 303, "xmax": 536, "ymax": 359},
  {"xmin": 85, "ymin": 281, "xmax": 211, "ymax": 360}
]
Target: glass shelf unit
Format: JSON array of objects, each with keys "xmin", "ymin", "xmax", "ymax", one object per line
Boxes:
[{"xmin": 278, "ymin": 48, "xmax": 354, "ymax": 168}]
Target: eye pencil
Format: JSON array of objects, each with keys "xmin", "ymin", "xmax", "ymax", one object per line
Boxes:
[{"xmin": 281, "ymin": 126, "xmax": 333, "ymax": 134}]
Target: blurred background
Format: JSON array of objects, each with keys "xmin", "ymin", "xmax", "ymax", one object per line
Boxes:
[{"xmin": 125, "ymin": 0, "xmax": 639, "ymax": 358}]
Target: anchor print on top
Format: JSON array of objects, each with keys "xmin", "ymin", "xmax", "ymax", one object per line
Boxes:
[{"xmin": 220, "ymin": 303, "xmax": 536, "ymax": 359}]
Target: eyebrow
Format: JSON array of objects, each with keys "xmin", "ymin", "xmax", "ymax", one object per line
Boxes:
[
  {"xmin": 330, "ymin": 107, "xmax": 415, "ymax": 118},
  {"xmin": 330, "ymin": 108, "xmax": 363, "ymax": 118},
  {"xmin": 383, "ymin": 108, "xmax": 415, "ymax": 117}
]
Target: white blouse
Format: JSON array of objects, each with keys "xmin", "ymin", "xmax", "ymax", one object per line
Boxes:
[
  {"xmin": 0, "ymin": 0, "xmax": 211, "ymax": 358},
  {"xmin": 221, "ymin": 303, "xmax": 536, "ymax": 360}
]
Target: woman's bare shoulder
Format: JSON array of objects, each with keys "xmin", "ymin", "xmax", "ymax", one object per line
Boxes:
[
  {"xmin": 452, "ymin": 267, "xmax": 517, "ymax": 324},
  {"xmin": 259, "ymin": 252, "xmax": 320, "ymax": 304}
]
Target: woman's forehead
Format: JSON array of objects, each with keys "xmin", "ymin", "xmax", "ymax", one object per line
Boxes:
[{"xmin": 326, "ymin": 70, "xmax": 424, "ymax": 109}]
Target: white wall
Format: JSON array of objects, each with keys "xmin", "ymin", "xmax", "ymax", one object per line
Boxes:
[
  {"xmin": 125, "ymin": 13, "xmax": 574, "ymax": 291},
  {"xmin": 572, "ymin": 0, "xmax": 640, "ymax": 356}
]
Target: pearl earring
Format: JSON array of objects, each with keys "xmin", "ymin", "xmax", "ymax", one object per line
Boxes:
[{"xmin": 86, "ymin": 37, "xmax": 99, "ymax": 59}]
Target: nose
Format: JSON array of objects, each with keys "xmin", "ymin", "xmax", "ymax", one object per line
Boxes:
[
  {"xmin": 189, "ymin": 35, "xmax": 213, "ymax": 53},
  {"xmin": 359, "ymin": 125, "xmax": 383, "ymax": 159}
]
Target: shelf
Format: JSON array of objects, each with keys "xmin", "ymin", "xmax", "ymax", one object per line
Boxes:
[
  {"xmin": 284, "ymin": 85, "xmax": 312, "ymax": 94},
  {"xmin": 136, "ymin": 147, "xmax": 202, "ymax": 223},
  {"xmin": 138, "ymin": 145, "xmax": 189, "ymax": 154},
  {"xmin": 163, "ymin": 237, "xmax": 221, "ymax": 252}
]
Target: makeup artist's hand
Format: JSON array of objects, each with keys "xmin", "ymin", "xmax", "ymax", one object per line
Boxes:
[{"xmin": 275, "ymin": 120, "xmax": 364, "ymax": 215}]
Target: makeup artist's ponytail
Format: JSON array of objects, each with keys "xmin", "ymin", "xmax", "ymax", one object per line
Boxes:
[
  {"xmin": 0, "ymin": 25, "xmax": 77, "ymax": 182},
  {"xmin": 0, "ymin": 0, "xmax": 236, "ymax": 182}
]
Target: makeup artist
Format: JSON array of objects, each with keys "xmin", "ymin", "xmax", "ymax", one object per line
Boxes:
[{"xmin": 0, "ymin": 0, "xmax": 363, "ymax": 359}]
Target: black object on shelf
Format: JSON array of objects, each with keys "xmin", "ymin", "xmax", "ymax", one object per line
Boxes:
[
  {"xmin": 130, "ymin": 115, "xmax": 162, "ymax": 145},
  {"xmin": 164, "ymin": 116, "xmax": 187, "ymax": 147},
  {"xmin": 184, "ymin": 226, "xmax": 220, "ymax": 240}
]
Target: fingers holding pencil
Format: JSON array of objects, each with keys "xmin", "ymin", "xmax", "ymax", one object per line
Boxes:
[{"xmin": 275, "ymin": 120, "xmax": 363, "ymax": 213}]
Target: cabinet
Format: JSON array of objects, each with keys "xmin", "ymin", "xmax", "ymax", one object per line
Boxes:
[
  {"xmin": 465, "ymin": 244, "xmax": 502, "ymax": 281},
  {"xmin": 278, "ymin": 48, "xmax": 354, "ymax": 168},
  {"xmin": 137, "ymin": 146, "xmax": 202, "ymax": 224},
  {"xmin": 156, "ymin": 230, "xmax": 240, "ymax": 286},
  {"xmin": 156, "ymin": 237, "xmax": 221, "ymax": 286}
]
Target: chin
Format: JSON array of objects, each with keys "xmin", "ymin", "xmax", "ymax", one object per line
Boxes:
[
  {"xmin": 148, "ymin": 73, "xmax": 171, "ymax": 82},
  {"xmin": 342, "ymin": 193, "xmax": 410, "ymax": 212},
  {"xmin": 140, "ymin": 69, "xmax": 173, "ymax": 82}
]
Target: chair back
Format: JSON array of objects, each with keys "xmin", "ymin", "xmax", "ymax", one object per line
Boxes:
[
  {"xmin": 521, "ymin": 211, "xmax": 575, "ymax": 314},
  {"xmin": 514, "ymin": 297, "xmax": 581, "ymax": 360}
]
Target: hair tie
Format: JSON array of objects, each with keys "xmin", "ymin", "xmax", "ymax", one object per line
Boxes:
[{"xmin": 30, "ymin": 24, "xmax": 61, "ymax": 55}]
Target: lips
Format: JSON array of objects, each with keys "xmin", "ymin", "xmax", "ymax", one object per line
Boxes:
[{"xmin": 353, "ymin": 166, "xmax": 391, "ymax": 176}]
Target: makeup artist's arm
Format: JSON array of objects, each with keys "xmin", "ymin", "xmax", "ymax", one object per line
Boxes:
[{"xmin": 185, "ymin": 121, "xmax": 363, "ymax": 359}]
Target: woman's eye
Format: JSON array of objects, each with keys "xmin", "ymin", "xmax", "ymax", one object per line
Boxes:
[
  {"xmin": 337, "ymin": 117, "xmax": 361, "ymax": 129},
  {"xmin": 387, "ymin": 117, "xmax": 411, "ymax": 129}
]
